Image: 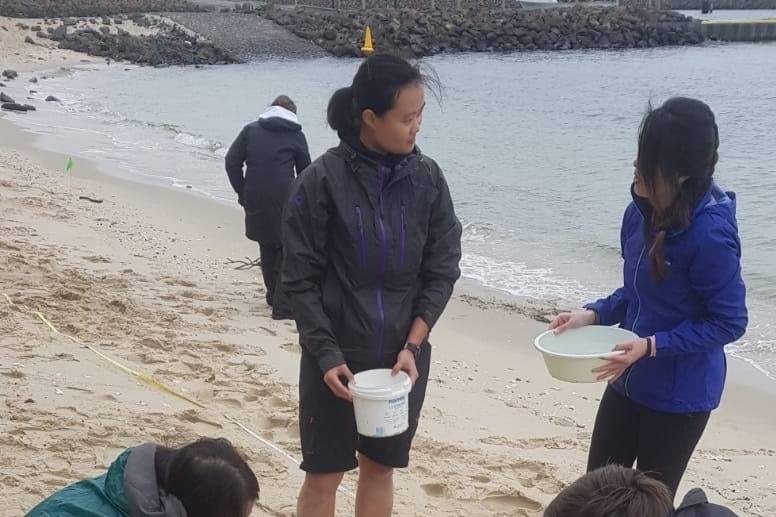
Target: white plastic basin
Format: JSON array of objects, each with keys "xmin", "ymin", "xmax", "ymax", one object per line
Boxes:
[{"xmin": 534, "ymin": 326, "xmax": 636, "ymax": 383}]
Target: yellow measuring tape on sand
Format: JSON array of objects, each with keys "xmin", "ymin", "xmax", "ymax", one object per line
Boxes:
[
  {"xmin": 2, "ymin": 292, "xmax": 356, "ymax": 498},
  {"xmin": 3, "ymin": 292, "xmax": 205, "ymax": 408}
]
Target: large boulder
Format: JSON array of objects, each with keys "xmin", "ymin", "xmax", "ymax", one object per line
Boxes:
[{"xmin": 1, "ymin": 102, "xmax": 30, "ymax": 112}]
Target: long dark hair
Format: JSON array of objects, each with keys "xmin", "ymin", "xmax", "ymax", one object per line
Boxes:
[
  {"xmin": 327, "ymin": 53, "xmax": 437, "ymax": 136},
  {"xmin": 155, "ymin": 438, "xmax": 259, "ymax": 517},
  {"xmin": 544, "ymin": 465, "xmax": 673, "ymax": 517},
  {"xmin": 636, "ymin": 97, "xmax": 719, "ymax": 281}
]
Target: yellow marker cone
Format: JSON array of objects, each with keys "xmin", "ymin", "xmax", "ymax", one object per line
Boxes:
[{"xmin": 361, "ymin": 25, "xmax": 374, "ymax": 56}]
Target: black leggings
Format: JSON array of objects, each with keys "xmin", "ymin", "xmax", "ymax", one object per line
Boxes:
[
  {"xmin": 587, "ymin": 385, "xmax": 710, "ymax": 497},
  {"xmin": 258, "ymin": 244, "xmax": 293, "ymax": 319}
]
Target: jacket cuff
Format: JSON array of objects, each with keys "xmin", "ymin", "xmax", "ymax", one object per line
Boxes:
[
  {"xmin": 654, "ymin": 331, "xmax": 671, "ymax": 355},
  {"xmin": 414, "ymin": 309, "xmax": 438, "ymax": 331},
  {"xmin": 583, "ymin": 303, "xmax": 605, "ymax": 325},
  {"xmin": 318, "ymin": 350, "xmax": 346, "ymax": 373}
]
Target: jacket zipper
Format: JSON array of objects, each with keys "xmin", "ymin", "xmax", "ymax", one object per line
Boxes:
[
  {"xmin": 400, "ymin": 204, "xmax": 407, "ymax": 267},
  {"xmin": 375, "ymin": 166, "xmax": 388, "ymax": 361},
  {"xmin": 354, "ymin": 205, "xmax": 367, "ymax": 267},
  {"xmin": 624, "ymin": 245, "xmax": 646, "ymax": 398}
]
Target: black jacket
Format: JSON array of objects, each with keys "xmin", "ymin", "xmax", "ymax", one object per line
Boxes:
[
  {"xmin": 672, "ymin": 489, "xmax": 739, "ymax": 517},
  {"xmin": 225, "ymin": 106, "xmax": 311, "ymax": 245},
  {"xmin": 282, "ymin": 141, "xmax": 462, "ymax": 372}
]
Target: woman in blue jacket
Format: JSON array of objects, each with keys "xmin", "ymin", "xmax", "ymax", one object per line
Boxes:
[{"xmin": 550, "ymin": 97, "xmax": 747, "ymax": 496}]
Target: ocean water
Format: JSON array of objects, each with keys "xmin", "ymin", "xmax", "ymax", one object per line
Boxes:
[{"xmin": 3, "ymin": 41, "xmax": 775, "ymax": 380}]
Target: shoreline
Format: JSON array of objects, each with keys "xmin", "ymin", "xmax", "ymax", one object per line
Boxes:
[
  {"xmin": 2, "ymin": 93, "xmax": 776, "ymax": 516},
  {"xmin": 2, "ymin": 63, "xmax": 775, "ymax": 391}
]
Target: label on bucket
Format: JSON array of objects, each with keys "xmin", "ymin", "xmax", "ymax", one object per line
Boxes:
[
  {"xmin": 377, "ymin": 396, "xmax": 408, "ymax": 437},
  {"xmin": 355, "ymin": 394, "xmax": 409, "ymax": 438}
]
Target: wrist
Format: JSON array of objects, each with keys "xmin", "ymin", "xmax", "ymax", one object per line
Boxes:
[
  {"xmin": 403, "ymin": 342, "xmax": 421, "ymax": 360},
  {"xmin": 643, "ymin": 336, "xmax": 656, "ymax": 359}
]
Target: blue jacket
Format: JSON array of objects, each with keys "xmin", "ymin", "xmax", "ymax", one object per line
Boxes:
[{"xmin": 585, "ymin": 185, "xmax": 747, "ymax": 413}]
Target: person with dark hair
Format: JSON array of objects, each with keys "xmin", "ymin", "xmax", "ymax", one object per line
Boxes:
[
  {"xmin": 282, "ymin": 53, "xmax": 462, "ymax": 517},
  {"xmin": 25, "ymin": 437, "xmax": 260, "ymax": 517},
  {"xmin": 545, "ymin": 464, "xmax": 674, "ymax": 517},
  {"xmin": 545, "ymin": 465, "xmax": 739, "ymax": 517},
  {"xmin": 549, "ymin": 97, "xmax": 747, "ymax": 496},
  {"xmin": 226, "ymin": 95, "xmax": 311, "ymax": 320}
]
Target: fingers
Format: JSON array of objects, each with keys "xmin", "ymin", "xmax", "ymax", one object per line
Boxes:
[
  {"xmin": 392, "ymin": 357, "xmax": 419, "ymax": 385},
  {"xmin": 409, "ymin": 363, "xmax": 419, "ymax": 385},
  {"xmin": 610, "ymin": 369, "xmax": 626, "ymax": 383},
  {"xmin": 603, "ymin": 354, "xmax": 630, "ymax": 365},
  {"xmin": 596, "ymin": 367, "xmax": 625, "ymax": 382},
  {"xmin": 549, "ymin": 313, "xmax": 570, "ymax": 330},
  {"xmin": 593, "ymin": 362, "xmax": 626, "ymax": 381},
  {"xmin": 324, "ymin": 368, "xmax": 354, "ymax": 402},
  {"xmin": 553, "ymin": 320, "xmax": 573, "ymax": 335},
  {"xmin": 342, "ymin": 366, "xmax": 355, "ymax": 384},
  {"xmin": 330, "ymin": 377, "xmax": 353, "ymax": 401}
]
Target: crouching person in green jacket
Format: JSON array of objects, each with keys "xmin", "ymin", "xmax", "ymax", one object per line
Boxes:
[{"xmin": 25, "ymin": 438, "xmax": 259, "ymax": 517}]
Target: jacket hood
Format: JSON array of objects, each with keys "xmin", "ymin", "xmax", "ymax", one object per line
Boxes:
[
  {"xmin": 631, "ymin": 183, "xmax": 737, "ymax": 234},
  {"xmin": 124, "ymin": 444, "xmax": 187, "ymax": 517},
  {"xmin": 259, "ymin": 106, "xmax": 301, "ymax": 132}
]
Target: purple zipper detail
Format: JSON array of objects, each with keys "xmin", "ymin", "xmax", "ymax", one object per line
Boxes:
[
  {"xmin": 375, "ymin": 166, "xmax": 388, "ymax": 361},
  {"xmin": 354, "ymin": 205, "xmax": 367, "ymax": 266},
  {"xmin": 400, "ymin": 204, "xmax": 407, "ymax": 267}
]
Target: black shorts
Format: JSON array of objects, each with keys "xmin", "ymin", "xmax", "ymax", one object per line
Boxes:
[{"xmin": 298, "ymin": 344, "xmax": 431, "ymax": 473}]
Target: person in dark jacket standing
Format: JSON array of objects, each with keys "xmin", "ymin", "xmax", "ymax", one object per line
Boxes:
[
  {"xmin": 282, "ymin": 54, "xmax": 462, "ymax": 517},
  {"xmin": 225, "ymin": 95, "xmax": 311, "ymax": 319},
  {"xmin": 550, "ymin": 97, "xmax": 747, "ymax": 497},
  {"xmin": 26, "ymin": 438, "xmax": 259, "ymax": 517}
]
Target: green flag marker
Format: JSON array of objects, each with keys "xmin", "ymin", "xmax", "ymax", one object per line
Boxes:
[{"xmin": 65, "ymin": 157, "xmax": 74, "ymax": 172}]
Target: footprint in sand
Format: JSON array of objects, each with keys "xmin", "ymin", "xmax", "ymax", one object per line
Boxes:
[
  {"xmin": 420, "ymin": 483, "xmax": 449, "ymax": 498},
  {"xmin": 259, "ymin": 326, "xmax": 278, "ymax": 337},
  {"xmin": 83, "ymin": 255, "xmax": 111, "ymax": 263},
  {"xmin": 177, "ymin": 410, "xmax": 222, "ymax": 429},
  {"xmin": 163, "ymin": 278, "xmax": 197, "ymax": 288},
  {"xmin": 268, "ymin": 395, "xmax": 288, "ymax": 408},
  {"xmin": 258, "ymin": 414, "xmax": 294, "ymax": 431},
  {"xmin": 108, "ymin": 299, "xmax": 128, "ymax": 313},
  {"xmin": 281, "ymin": 342, "xmax": 301, "ymax": 354},
  {"xmin": 138, "ymin": 336, "xmax": 172, "ymax": 352},
  {"xmin": 217, "ymin": 397, "xmax": 244, "ymax": 409},
  {"xmin": 482, "ymin": 492, "xmax": 542, "ymax": 512},
  {"xmin": 490, "ymin": 461, "xmax": 563, "ymax": 494}
]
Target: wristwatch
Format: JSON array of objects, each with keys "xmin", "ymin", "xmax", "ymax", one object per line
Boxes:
[{"xmin": 403, "ymin": 342, "xmax": 422, "ymax": 359}]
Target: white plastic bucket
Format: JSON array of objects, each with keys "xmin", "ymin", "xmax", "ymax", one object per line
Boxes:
[
  {"xmin": 534, "ymin": 326, "xmax": 636, "ymax": 383},
  {"xmin": 349, "ymin": 369, "xmax": 412, "ymax": 438}
]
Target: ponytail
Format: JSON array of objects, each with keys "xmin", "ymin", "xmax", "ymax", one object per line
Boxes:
[
  {"xmin": 649, "ymin": 230, "xmax": 668, "ymax": 281},
  {"xmin": 327, "ymin": 86, "xmax": 357, "ymax": 135}
]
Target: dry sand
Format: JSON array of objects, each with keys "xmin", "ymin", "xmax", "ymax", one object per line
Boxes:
[{"xmin": 1, "ymin": 64, "xmax": 775, "ymax": 517}]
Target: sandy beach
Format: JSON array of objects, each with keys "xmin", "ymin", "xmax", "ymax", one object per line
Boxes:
[{"xmin": 2, "ymin": 59, "xmax": 776, "ymax": 517}]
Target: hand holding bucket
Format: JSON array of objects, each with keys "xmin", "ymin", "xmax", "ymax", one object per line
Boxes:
[{"xmin": 349, "ymin": 369, "xmax": 413, "ymax": 438}]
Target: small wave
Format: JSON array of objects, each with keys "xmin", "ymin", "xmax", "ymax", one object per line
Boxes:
[
  {"xmin": 174, "ymin": 132, "xmax": 224, "ymax": 153},
  {"xmin": 461, "ymin": 221, "xmax": 498, "ymax": 242},
  {"xmin": 460, "ymin": 252, "xmax": 597, "ymax": 304}
]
